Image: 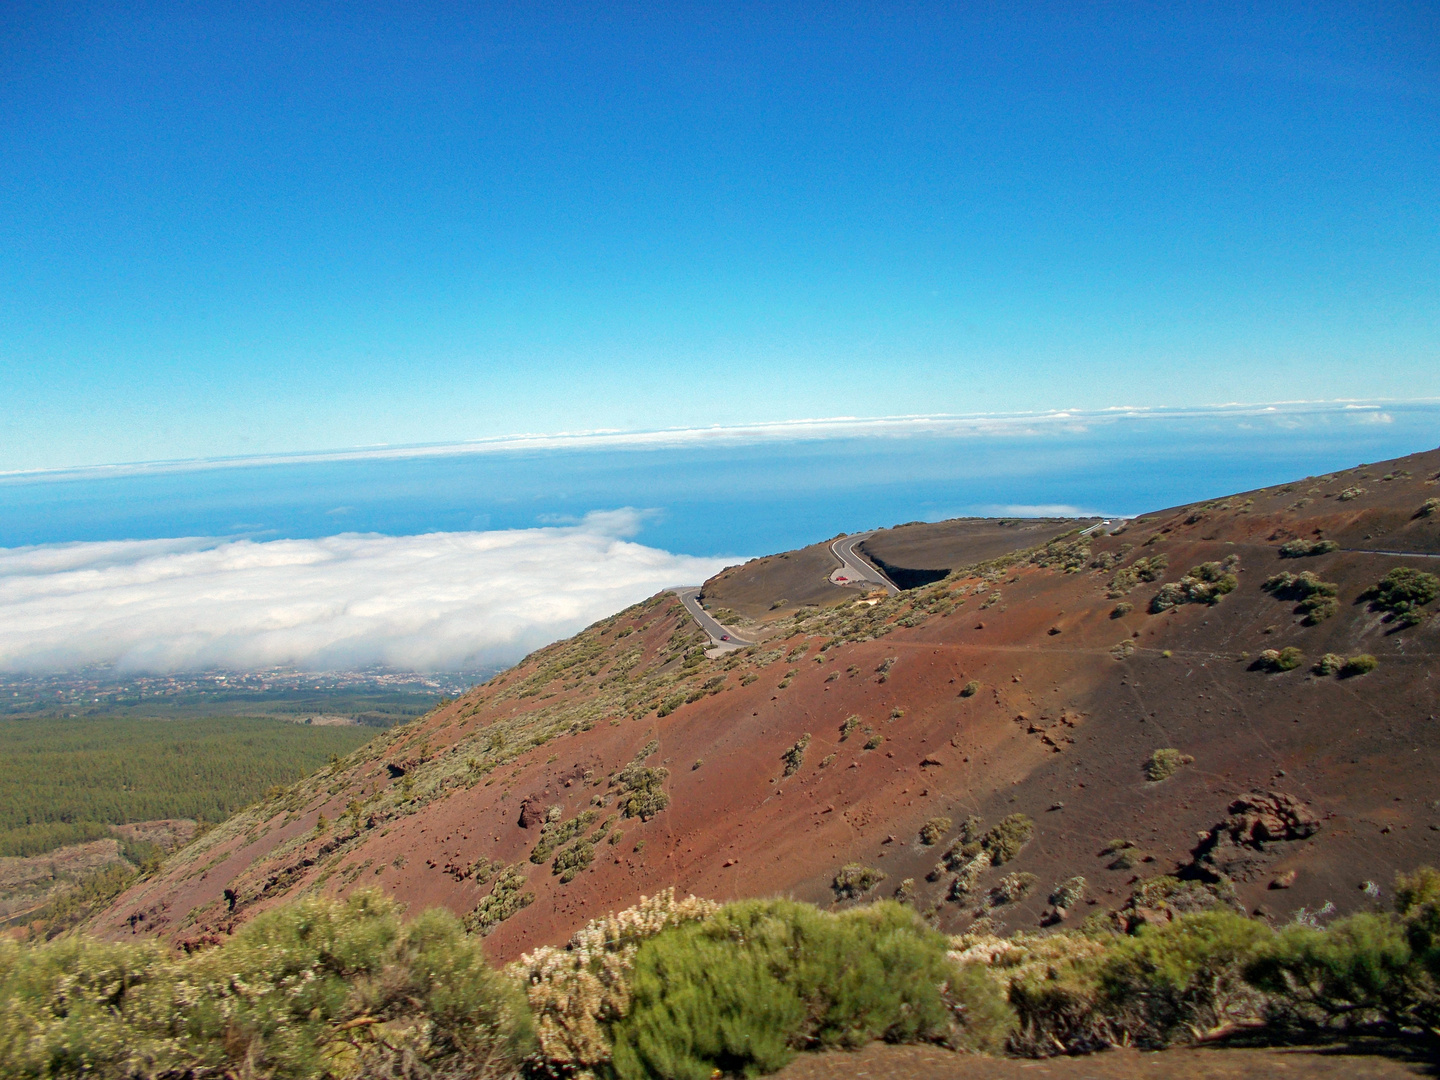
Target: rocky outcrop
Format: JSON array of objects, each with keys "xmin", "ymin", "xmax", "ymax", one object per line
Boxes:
[{"xmin": 1186, "ymin": 791, "xmax": 1321, "ymax": 883}]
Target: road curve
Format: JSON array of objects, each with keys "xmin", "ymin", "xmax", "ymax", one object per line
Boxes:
[
  {"xmin": 671, "ymin": 587, "xmax": 753, "ymax": 651},
  {"xmin": 829, "ymin": 533, "xmax": 900, "ymax": 596}
]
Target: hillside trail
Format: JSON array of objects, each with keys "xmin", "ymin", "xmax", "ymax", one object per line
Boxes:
[{"xmin": 773, "ymin": 1040, "xmax": 1439, "ymax": 1079}]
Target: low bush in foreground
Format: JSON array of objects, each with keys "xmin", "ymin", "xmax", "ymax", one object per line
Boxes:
[
  {"xmin": 18, "ymin": 869, "xmax": 1440, "ymax": 1077},
  {"xmin": 611, "ymin": 900, "xmax": 1011, "ymax": 1079},
  {"xmin": 0, "ymin": 890, "xmax": 534, "ymax": 1080}
]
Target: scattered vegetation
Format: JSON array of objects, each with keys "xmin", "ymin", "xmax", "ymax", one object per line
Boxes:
[
  {"xmin": 530, "ymin": 808, "xmax": 598, "ymax": 864},
  {"xmin": 1106, "ymin": 555, "xmax": 1167, "ymax": 598},
  {"xmin": 839, "ymin": 715, "xmax": 861, "ymax": 740},
  {"xmin": 919, "ymin": 816, "xmax": 952, "ymax": 846},
  {"xmin": 1049, "ymin": 876, "xmax": 1087, "ymax": 910},
  {"xmin": 989, "ymin": 872, "xmax": 1038, "ymax": 905},
  {"xmin": 24, "ymin": 851, "xmax": 1440, "ymax": 1077},
  {"xmin": 552, "ymin": 837, "xmax": 597, "ymax": 883},
  {"xmin": 1360, "ymin": 567, "xmax": 1439, "ymax": 626},
  {"xmin": 781, "ymin": 733, "xmax": 811, "ymax": 777},
  {"xmin": 1255, "ymin": 646, "xmax": 1305, "ymax": 673},
  {"xmin": 832, "ymin": 863, "xmax": 888, "ymax": 899},
  {"xmin": 1262, "ymin": 570, "xmax": 1340, "ymax": 624},
  {"xmin": 1149, "ymin": 559, "xmax": 1239, "ymax": 613},
  {"xmin": 1030, "ymin": 534, "xmax": 1092, "ymax": 574},
  {"xmin": 464, "ymin": 864, "xmax": 534, "ymax": 935},
  {"xmin": 1279, "ymin": 538, "xmax": 1339, "ymax": 558},
  {"xmin": 611, "ymin": 745, "xmax": 670, "ymax": 821},
  {"xmin": 1143, "ymin": 748, "xmax": 1194, "ymax": 782},
  {"xmin": 1, "ymin": 890, "xmax": 534, "ymax": 1078},
  {"xmin": 1342, "ymin": 653, "xmax": 1379, "ymax": 677},
  {"xmin": 982, "ymin": 814, "xmax": 1034, "ymax": 865}
]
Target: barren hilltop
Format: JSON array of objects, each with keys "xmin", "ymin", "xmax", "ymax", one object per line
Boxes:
[{"xmin": 95, "ymin": 448, "xmax": 1440, "ymax": 962}]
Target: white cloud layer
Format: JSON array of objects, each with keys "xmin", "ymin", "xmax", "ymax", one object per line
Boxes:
[
  {"xmin": 0, "ymin": 511, "xmax": 736, "ymax": 674},
  {"xmin": 7, "ymin": 398, "xmax": 1431, "ymax": 482}
]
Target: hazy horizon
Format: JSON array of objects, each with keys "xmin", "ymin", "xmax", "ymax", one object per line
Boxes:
[{"xmin": 3, "ymin": 401, "xmax": 1436, "ymax": 676}]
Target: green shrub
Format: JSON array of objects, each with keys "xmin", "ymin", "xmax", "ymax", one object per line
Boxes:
[
  {"xmin": 990, "ymin": 872, "xmax": 1037, "ymax": 905},
  {"xmin": 1279, "ymin": 538, "xmax": 1339, "ymax": 558},
  {"xmin": 1050, "ymin": 876, "xmax": 1087, "ymax": 910},
  {"xmin": 1315, "ymin": 652, "xmax": 1346, "ymax": 675},
  {"xmin": 781, "ymin": 733, "xmax": 811, "ymax": 777},
  {"xmin": 553, "ymin": 838, "xmax": 596, "ymax": 882},
  {"xmin": 982, "ymin": 814, "xmax": 1034, "ymax": 864},
  {"xmin": 530, "ymin": 809, "xmax": 598, "ymax": 863},
  {"xmin": 959, "ymin": 680, "xmax": 981, "ymax": 697},
  {"xmin": 1107, "ymin": 555, "xmax": 1167, "ymax": 597},
  {"xmin": 609, "ymin": 899, "xmax": 1005, "ymax": 1079},
  {"xmin": 832, "ymin": 864, "xmax": 887, "ymax": 899},
  {"xmin": 999, "ymin": 934, "xmax": 1112, "ymax": 1056},
  {"xmin": 1417, "ymin": 498, "xmax": 1440, "ymax": 518},
  {"xmin": 1143, "ymin": 748, "xmax": 1194, "ymax": 782},
  {"xmin": 1341, "ymin": 653, "xmax": 1379, "ymax": 677},
  {"xmin": 1245, "ymin": 912, "xmax": 1418, "ymax": 1028},
  {"xmin": 863, "ymin": 734, "xmax": 884, "ymax": 751},
  {"xmin": 1255, "ymin": 646, "xmax": 1304, "ymax": 672},
  {"xmin": 1361, "ymin": 567, "xmax": 1438, "ymax": 626},
  {"xmin": 464, "ymin": 864, "xmax": 534, "ymax": 934},
  {"xmin": 839, "ymin": 715, "xmax": 861, "ymax": 740},
  {"xmin": 1100, "ymin": 911, "xmax": 1271, "ymax": 1047},
  {"xmin": 920, "ymin": 816, "xmax": 952, "ymax": 846},
  {"xmin": 613, "ymin": 754, "xmax": 670, "ymax": 821},
  {"xmin": 0, "ymin": 890, "xmax": 534, "ymax": 1080},
  {"xmin": 1149, "ymin": 561, "xmax": 1239, "ymax": 613},
  {"xmin": 1110, "ymin": 602, "xmax": 1133, "ymax": 619},
  {"xmin": 1262, "ymin": 571, "xmax": 1341, "ymax": 624}
]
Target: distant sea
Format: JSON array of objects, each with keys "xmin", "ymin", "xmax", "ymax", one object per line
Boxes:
[{"xmin": 3, "ymin": 403, "xmax": 1437, "ymax": 556}]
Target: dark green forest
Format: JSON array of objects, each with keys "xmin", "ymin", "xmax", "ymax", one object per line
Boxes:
[{"xmin": 0, "ymin": 716, "xmax": 378, "ymax": 857}]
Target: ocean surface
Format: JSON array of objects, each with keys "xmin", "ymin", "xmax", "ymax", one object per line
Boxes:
[{"xmin": 3, "ymin": 403, "xmax": 1436, "ymax": 557}]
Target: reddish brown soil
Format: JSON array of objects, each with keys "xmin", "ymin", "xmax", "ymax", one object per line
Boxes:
[
  {"xmin": 96, "ymin": 447, "xmax": 1440, "ymax": 963},
  {"xmin": 773, "ymin": 1040, "xmax": 1438, "ymax": 1079}
]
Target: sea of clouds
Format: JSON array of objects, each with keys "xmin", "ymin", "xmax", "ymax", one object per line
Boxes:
[{"xmin": 0, "ymin": 510, "xmax": 736, "ymax": 674}]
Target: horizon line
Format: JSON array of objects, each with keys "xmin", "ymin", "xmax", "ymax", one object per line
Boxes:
[{"xmin": 4, "ymin": 397, "xmax": 1437, "ymax": 485}]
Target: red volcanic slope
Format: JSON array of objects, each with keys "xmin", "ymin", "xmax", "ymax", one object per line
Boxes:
[{"xmin": 96, "ymin": 449, "xmax": 1440, "ymax": 961}]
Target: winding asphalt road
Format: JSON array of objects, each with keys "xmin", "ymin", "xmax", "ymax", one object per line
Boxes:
[
  {"xmin": 671, "ymin": 587, "xmax": 753, "ymax": 651},
  {"xmin": 829, "ymin": 532, "xmax": 900, "ymax": 596}
]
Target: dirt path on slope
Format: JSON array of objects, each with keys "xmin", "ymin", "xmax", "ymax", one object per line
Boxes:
[{"xmin": 773, "ymin": 1040, "xmax": 1439, "ymax": 1080}]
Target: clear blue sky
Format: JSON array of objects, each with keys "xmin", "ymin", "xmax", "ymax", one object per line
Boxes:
[{"xmin": 2, "ymin": 2, "xmax": 1437, "ymax": 472}]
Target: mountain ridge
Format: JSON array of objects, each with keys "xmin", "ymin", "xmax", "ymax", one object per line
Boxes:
[{"xmin": 92, "ymin": 447, "xmax": 1440, "ymax": 962}]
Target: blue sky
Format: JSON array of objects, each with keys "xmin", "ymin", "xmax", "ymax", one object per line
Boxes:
[{"xmin": 2, "ymin": 2, "xmax": 1437, "ymax": 473}]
